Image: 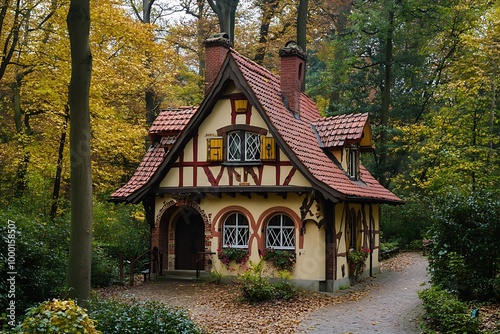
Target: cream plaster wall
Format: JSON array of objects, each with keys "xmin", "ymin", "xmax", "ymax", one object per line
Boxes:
[
  {"xmin": 295, "ymin": 222, "xmax": 325, "ymax": 280},
  {"xmin": 158, "ymin": 83, "xmax": 313, "ymax": 189}
]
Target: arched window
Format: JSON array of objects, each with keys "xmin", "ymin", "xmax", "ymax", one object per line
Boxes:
[
  {"xmin": 223, "ymin": 213, "xmax": 249, "ymax": 248},
  {"xmin": 266, "ymin": 214, "xmax": 295, "ymax": 250}
]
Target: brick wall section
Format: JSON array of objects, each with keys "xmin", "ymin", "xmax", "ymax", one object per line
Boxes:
[
  {"xmin": 204, "ymin": 35, "xmax": 231, "ymax": 95},
  {"xmin": 280, "ymin": 55, "xmax": 304, "ymax": 113}
]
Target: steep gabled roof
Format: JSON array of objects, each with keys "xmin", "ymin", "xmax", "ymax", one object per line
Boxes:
[
  {"xmin": 313, "ymin": 113, "xmax": 370, "ymax": 149},
  {"xmin": 110, "ymin": 107, "xmax": 196, "ymax": 199},
  {"xmin": 111, "ymin": 47, "xmax": 402, "ymax": 204}
]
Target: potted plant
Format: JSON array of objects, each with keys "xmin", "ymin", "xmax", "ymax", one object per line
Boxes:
[{"xmin": 347, "ymin": 247, "xmax": 371, "ymax": 282}]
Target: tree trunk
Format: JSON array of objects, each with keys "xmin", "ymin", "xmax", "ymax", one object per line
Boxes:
[
  {"xmin": 254, "ymin": 0, "xmax": 279, "ymax": 65},
  {"xmin": 50, "ymin": 107, "xmax": 69, "ymax": 218},
  {"xmin": 378, "ymin": 9, "xmax": 394, "ymax": 188},
  {"xmin": 297, "ymin": 0, "xmax": 308, "ymax": 91},
  {"xmin": 66, "ymin": 0, "xmax": 93, "ymax": 306},
  {"xmin": 142, "ymin": 0, "xmax": 159, "ymax": 127},
  {"xmin": 207, "ymin": 0, "xmax": 239, "ymax": 44}
]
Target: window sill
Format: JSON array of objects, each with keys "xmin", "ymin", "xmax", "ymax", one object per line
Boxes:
[{"xmin": 222, "ymin": 162, "xmax": 262, "ymax": 167}]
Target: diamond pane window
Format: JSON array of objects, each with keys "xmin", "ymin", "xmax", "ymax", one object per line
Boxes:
[
  {"xmin": 266, "ymin": 214, "xmax": 295, "ymax": 250},
  {"xmin": 223, "ymin": 213, "xmax": 249, "ymax": 248},
  {"xmin": 226, "ymin": 131, "xmax": 262, "ymax": 162},
  {"xmin": 245, "ymin": 132, "xmax": 260, "ymax": 161},
  {"xmin": 227, "ymin": 132, "xmax": 242, "ymax": 161}
]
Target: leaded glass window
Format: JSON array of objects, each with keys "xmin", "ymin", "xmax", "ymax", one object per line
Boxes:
[
  {"xmin": 245, "ymin": 132, "xmax": 260, "ymax": 161},
  {"xmin": 227, "ymin": 131, "xmax": 261, "ymax": 162},
  {"xmin": 228, "ymin": 132, "xmax": 242, "ymax": 161}
]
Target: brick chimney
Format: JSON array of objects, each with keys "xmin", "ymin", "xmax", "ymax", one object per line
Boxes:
[
  {"xmin": 203, "ymin": 33, "xmax": 231, "ymax": 95},
  {"xmin": 279, "ymin": 41, "xmax": 307, "ymax": 116}
]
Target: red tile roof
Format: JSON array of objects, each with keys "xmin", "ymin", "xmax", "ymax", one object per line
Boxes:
[
  {"xmin": 313, "ymin": 113, "xmax": 369, "ymax": 148},
  {"xmin": 231, "ymin": 50, "xmax": 401, "ymax": 203},
  {"xmin": 111, "ymin": 107, "xmax": 196, "ymax": 199},
  {"xmin": 149, "ymin": 106, "xmax": 197, "ymax": 135},
  {"xmin": 111, "ymin": 143, "xmax": 165, "ymax": 199},
  {"xmin": 111, "ymin": 48, "xmax": 402, "ymax": 204}
]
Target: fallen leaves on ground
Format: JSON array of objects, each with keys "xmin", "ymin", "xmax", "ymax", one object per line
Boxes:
[
  {"xmin": 380, "ymin": 251, "xmax": 416, "ymax": 272},
  {"xmin": 95, "ymin": 253, "xmax": 499, "ymax": 333},
  {"xmin": 98, "ymin": 278, "xmax": 372, "ymax": 333}
]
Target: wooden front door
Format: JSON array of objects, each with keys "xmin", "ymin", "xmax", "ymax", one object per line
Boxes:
[{"xmin": 175, "ymin": 209, "xmax": 204, "ymax": 270}]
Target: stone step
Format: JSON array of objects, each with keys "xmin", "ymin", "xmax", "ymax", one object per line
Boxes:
[{"xmin": 154, "ymin": 270, "xmax": 211, "ymax": 282}]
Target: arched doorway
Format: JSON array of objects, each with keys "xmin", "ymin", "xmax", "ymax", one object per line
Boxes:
[{"xmin": 175, "ymin": 207, "xmax": 204, "ymax": 270}]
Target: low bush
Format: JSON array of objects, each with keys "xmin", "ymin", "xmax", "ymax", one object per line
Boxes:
[
  {"xmin": 15, "ymin": 299, "xmax": 98, "ymax": 333},
  {"xmin": 89, "ymin": 298, "xmax": 202, "ymax": 334},
  {"xmin": 241, "ymin": 260, "xmax": 297, "ymax": 303},
  {"xmin": 418, "ymin": 286, "xmax": 480, "ymax": 334},
  {"xmin": 91, "ymin": 246, "xmax": 117, "ymax": 288}
]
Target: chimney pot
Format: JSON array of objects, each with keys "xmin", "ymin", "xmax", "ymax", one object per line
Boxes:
[
  {"xmin": 204, "ymin": 33, "xmax": 231, "ymax": 95},
  {"xmin": 280, "ymin": 41, "xmax": 306, "ymax": 116}
]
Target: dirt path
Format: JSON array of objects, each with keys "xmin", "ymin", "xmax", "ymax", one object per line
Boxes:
[
  {"xmin": 105, "ymin": 253, "xmax": 428, "ymax": 333},
  {"xmin": 297, "ymin": 253, "xmax": 429, "ymax": 334}
]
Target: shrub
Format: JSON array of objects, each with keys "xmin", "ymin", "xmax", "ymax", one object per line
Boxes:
[
  {"xmin": 262, "ymin": 248, "xmax": 296, "ymax": 272},
  {"xmin": 0, "ymin": 208, "xmax": 68, "ymax": 312},
  {"xmin": 91, "ymin": 246, "xmax": 117, "ymax": 288},
  {"xmin": 89, "ymin": 298, "xmax": 202, "ymax": 334},
  {"xmin": 380, "ymin": 197, "xmax": 433, "ymax": 249},
  {"xmin": 418, "ymin": 286, "xmax": 480, "ymax": 334},
  {"xmin": 241, "ymin": 260, "xmax": 297, "ymax": 302},
  {"xmin": 428, "ymin": 190, "xmax": 500, "ymax": 301},
  {"xmin": 16, "ymin": 299, "xmax": 99, "ymax": 334}
]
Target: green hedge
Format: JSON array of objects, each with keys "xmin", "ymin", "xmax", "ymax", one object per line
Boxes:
[
  {"xmin": 88, "ymin": 298, "xmax": 203, "ymax": 334},
  {"xmin": 418, "ymin": 286, "xmax": 480, "ymax": 334}
]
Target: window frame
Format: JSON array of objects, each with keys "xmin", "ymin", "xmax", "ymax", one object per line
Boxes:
[
  {"xmin": 266, "ymin": 214, "xmax": 295, "ymax": 250},
  {"xmin": 222, "ymin": 213, "xmax": 250, "ymax": 249},
  {"xmin": 348, "ymin": 144, "xmax": 359, "ymax": 180}
]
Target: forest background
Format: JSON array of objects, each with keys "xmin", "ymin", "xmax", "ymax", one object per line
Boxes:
[{"xmin": 0, "ymin": 0, "xmax": 498, "ymax": 313}]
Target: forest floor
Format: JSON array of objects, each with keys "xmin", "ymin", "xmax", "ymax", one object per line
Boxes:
[{"xmin": 97, "ymin": 253, "xmax": 499, "ymax": 333}]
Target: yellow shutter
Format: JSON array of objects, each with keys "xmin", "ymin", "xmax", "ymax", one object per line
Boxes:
[
  {"xmin": 260, "ymin": 136, "xmax": 276, "ymax": 161},
  {"xmin": 207, "ymin": 138, "xmax": 223, "ymax": 162}
]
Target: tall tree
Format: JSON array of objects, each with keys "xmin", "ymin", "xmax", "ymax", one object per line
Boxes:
[
  {"xmin": 66, "ymin": 0, "xmax": 93, "ymax": 305},
  {"xmin": 207, "ymin": 0, "xmax": 239, "ymax": 44}
]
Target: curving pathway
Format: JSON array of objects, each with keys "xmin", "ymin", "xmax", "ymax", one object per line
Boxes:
[{"xmin": 297, "ymin": 253, "xmax": 429, "ymax": 334}]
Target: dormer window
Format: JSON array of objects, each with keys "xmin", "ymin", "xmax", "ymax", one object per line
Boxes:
[
  {"xmin": 348, "ymin": 144, "xmax": 359, "ymax": 180},
  {"xmin": 228, "ymin": 131, "xmax": 260, "ymax": 162},
  {"xmin": 207, "ymin": 125, "xmax": 276, "ymax": 164}
]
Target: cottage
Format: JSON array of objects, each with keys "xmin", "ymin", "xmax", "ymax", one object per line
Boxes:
[{"xmin": 111, "ymin": 34, "xmax": 402, "ymax": 291}]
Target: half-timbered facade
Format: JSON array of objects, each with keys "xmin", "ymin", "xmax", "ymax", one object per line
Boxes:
[{"xmin": 111, "ymin": 34, "xmax": 402, "ymax": 291}]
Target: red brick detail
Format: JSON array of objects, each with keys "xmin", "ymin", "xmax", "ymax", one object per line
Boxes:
[
  {"xmin": 204, "ymin": 43, "xmax": 230, "ymax": 94},
  {"xmin": 280, "ymin": 55, "xmax": 305, "ymax": 113}
]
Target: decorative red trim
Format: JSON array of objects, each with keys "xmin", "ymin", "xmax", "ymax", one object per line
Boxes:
[
  {"xmin": 227, "ymin": 166, "xmax": 234, "ymax": 186},
  {"xmin": 283, "ymin": 167, "xmax": 296, "ymax": 186},
  {"xmin": 203, "ymin": 166, "xmax": 217, "ymax": 186},
  {"xmin": 178, "ymin": 152, "xmax": 184, "ymax": 187},
  {"xmin": 193, "ymin": 134, "xmax": 198, "ymax": 186},
  {"xmin": 257, "ymin": 207, "xmax": 304, "ymax": 250},
  {"xmin": 245, "ymin": 105, "xmax": 252, "ymax": 125},
  {"xmin": 211, "ymin": 206, "xmax": 259, "ymax": 253},
  {"xmin": 204, "ymin": 167, "xmax": 215, "ymax": 186},
  {"xmin": 244, "ymin": 166, "xmax": 262, "ymax": 185}
]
